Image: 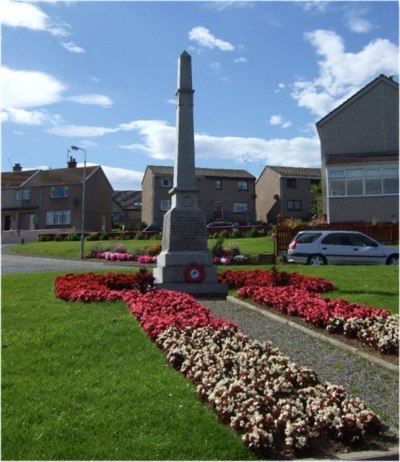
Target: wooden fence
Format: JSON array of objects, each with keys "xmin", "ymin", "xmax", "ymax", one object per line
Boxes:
[{"xmin": 274, "ymin": 222, "xmax": 399, "ymax": 257}]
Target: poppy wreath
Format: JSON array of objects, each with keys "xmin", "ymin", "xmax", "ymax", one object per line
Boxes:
[{"xmin": 184, "ymin": 263, "xmax": 205, "ymax": 283}]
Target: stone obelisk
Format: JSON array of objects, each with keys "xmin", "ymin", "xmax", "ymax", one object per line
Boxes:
[{"xmin": 153, "ymin": 51, "xmax": 227, "ymax": 298}]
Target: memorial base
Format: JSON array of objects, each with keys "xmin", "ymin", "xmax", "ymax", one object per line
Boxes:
[{"xmin": 154, "ymin": 282, "xmax": 228, "ymax": 299}]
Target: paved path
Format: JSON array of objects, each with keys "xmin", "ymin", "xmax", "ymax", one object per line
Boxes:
[{"xmin": 1, "ymin": 245, "xmax": 141, "ymax": 274}]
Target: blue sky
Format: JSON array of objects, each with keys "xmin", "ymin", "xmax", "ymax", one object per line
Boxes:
[{"xmin": 2, "ymin": 0, "xmax": 399, "ymax": 190}]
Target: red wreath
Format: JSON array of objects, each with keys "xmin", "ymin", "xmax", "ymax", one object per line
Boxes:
[{"xmin": 184, "ymin": 263, "xmax": 205, "ymax": 284}]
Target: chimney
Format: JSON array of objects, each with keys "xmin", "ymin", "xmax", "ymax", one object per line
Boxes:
[
  {"xmin": 13, "ymin": 163, "xmax": 22, "ymax": 172},
  {"xmin": 67, "ymin": 156, "xmax": 77, "ymax": 168}
]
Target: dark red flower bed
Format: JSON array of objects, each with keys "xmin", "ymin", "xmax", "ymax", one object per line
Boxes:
[
  {"xmin": 54, "ymin": 269, "xmax": 155, "ymax": 302},
  {"xmin": 122, "ymin": 289, "xmax": 237, "ymax": 340},
  {"xmin": 53, "ymin": 271, "xmax": 390, "ymax": 457},
  {"xmin": 218, "ymin": 268, "xmax": 335, "ymax": 293}
]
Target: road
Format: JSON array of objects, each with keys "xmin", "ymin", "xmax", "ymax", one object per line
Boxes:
[{"xmin": 1, "ymin": 245, "xmax": 141, "ymax": 275}]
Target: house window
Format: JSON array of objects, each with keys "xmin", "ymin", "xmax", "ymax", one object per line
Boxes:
[
  {"xmin": 46, "ymin": 210, "xmax": 71, "ymax": 226},
  {"xmin": 286, "ymin": 178, "xmax": 297, "ymax": 188},
  {"xmin": 287, "ymin": 200, "xmax": 302, "ymax": 211},
  {"xmin": 310, "ymin": 179, "xmax": 320, "ymax": 186},
  {"xmin": 160, "ymin": 200, "xmax": 171, "ymax": 211},
  {"xmin": 346, "ymin": 169, "xmax": 363, "ymax": 196},
  {"xmin": 215, "ymin": 179, "xmax": 222, "ymax": 190},
  {"xmin": 238, "ymin": 181, "xmax": 248, "ymax": 191},
  {"xmin": 14, "ymin": 189, "xmax": 31, "ymax": 200},
  {"xmin": 233, "ymin": 202, "xmax": 248, "ymax": 213},
  {"xmin": 51, "ymin": 186, "xmax": 69, "ymax": 198},
  {"xmin": 215, "ymin": 202, "xmax": 223, "ymax": 212},
  {"xmin": 160, "ymin": 178, "xmax": 172, "ymax": 188},
  {"xmin": 328, "ymin": 166, "xmax": 398, "ymax": 197},
  {"xmin": 328, "ymin": 170, "xmax": 346, "ymax": 196},
  {"xmin": 383, "ymin": 168, "xmax": 399, "ymax": 194}
]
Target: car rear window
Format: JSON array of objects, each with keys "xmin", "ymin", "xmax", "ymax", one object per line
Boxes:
[{"xmin": 294, "ymin": 232, "xmax": 322, "ymax": 244}]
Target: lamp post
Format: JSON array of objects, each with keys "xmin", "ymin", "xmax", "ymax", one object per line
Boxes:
[{"xmin": 70, "ymin": 145, "xmax": 87, "ymax": 259}]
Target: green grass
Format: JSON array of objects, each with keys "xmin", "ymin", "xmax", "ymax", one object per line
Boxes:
[
  {"xmin": 224, "ymin": 264, "xmax": 399, "ymax": 314},
  {"xmin": 10, "ymin": 236, "xmax": 274, "ymax": 259},
  {"xmin": 2, "ymin": 272, "xmax": 255, "ymax": 461}
]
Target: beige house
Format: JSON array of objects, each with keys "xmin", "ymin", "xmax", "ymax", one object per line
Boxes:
[
  {"xmin": 317, "ymin": 74, "xmax": 399, "ymax": 223},
  {"xmin": 2, "ymin": 160, "xmax": 113, "ymax": 233},
  {"xmin": 256, "ymin": 166, "xmax": 321, "ymax": 224},
  {"xmin": 142, "ymin": 165, "xmax": 256, "ymax": 226},
  {"xmin": 112, "ymin": 190, "xmax": 142, "ymax": 230}
]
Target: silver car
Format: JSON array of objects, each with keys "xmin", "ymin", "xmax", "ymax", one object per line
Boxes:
[{"xmin": 287, "ymin": 230, "xmax": 399, "ymax": 266}]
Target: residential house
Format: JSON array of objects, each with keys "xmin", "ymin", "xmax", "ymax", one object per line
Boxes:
[
  {"xmin": 317, "ymin": 74, "xmax": 399, "ymax": 223},
  {"xmin": 142, "ymin": 165, "xmax": 256, "ymax": 226},
  {"xmin": 2, "ymin": 160, "xmax": 113, "ymax": 233},
  {"xmin": 255, "ymin": 166, "xmax": 321, "ymax": 224},
  {"xmin": 112, "ymin": 190, "xmax": 142, "ymax": 230}
]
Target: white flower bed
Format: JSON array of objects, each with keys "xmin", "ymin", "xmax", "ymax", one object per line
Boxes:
[
  {"xmin": 326, "ymin": 315, "xmax": 399, "ymax": 355},
  {"xmin": 156, "ymin": 326, "xmax": 382, "ymax": 458}
]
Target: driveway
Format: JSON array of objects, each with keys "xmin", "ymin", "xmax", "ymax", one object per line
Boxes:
[{"xmin": 1, "ymin": 245, "xmax": 142, "ymax": 275}]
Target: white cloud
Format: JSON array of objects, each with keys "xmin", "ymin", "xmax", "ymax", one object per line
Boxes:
[
  {"xmin": 2, "ymin": 108, "xmax": 60, "ymax": 125},
  {"xmin": 62, "ymin": 41, "xmax": 86, "ymax": 54},
  {"xmin": 233, "ymin": 57, "xmax": 247, "ymax": 64},
  {"xmin": 68, "ymin": 94, "xmax": 113, "ymax": 107},
  {"xmin": 345, "ymin": 8, "xmax": 373, "ymax": 34},
  {"xmin": 118, "ymin": 120, "xmax": 320, "ymax": 167},
  {"xmin": 48, "ymin": 118, "xmax": 320, "ymax": 167},
  {"xmin": 101, "ymin": 165, "xmax": 144, "ymax": 190},
  {"xmin": 1, "ymin": 67, "xmax": 66, "ymax": 109},
  {"xmin": 291, "ymin": 30, "xmax": 399, "ymax": 116},
  {"xmin": 1, "ymin": 0, "xmax": 70, "ymax": 37},
  {"xmin": 269, "ymin": 115, "xmax": 292, "ymax": 129},
  {"xmin": 189, "ymin": 26, "xmax": 234, "ymax": 52},
  {"xmin": 47, "ymin": 124, "xmax": 119, "ymax": 137}
]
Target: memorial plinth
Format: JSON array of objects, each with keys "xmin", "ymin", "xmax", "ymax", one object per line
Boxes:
[{"xmin": 153, "ymin": 51, "xmax": 228, "ymax": 298}]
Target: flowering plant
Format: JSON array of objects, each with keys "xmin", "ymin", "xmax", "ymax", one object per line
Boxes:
[
  {"xmin": 54, "ymin": 274, "xmax": 386, "ymax": 457},
  {"xmin": 219, "ymin": 268, "xmax": 335, "ymax": 292}
]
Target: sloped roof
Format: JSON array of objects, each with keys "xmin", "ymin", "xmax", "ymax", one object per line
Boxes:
[
  {"xmin": 317, "ymin": 74, "xmax": 399, "ymax": 127},
  {"xmin": 25, "ymin": 166, "xmax": 100, "ymax": 187},
  {"xmin": 146, "ymin": 165, "xmax": 255, "ymax": 179},
  {"xmin": 262, "ymin": 166, "xmax": 321, "ymax": 179},
  {"xmin": 113, "ymin": 190, "xmax": 142, "ymax": 210},
  {"xmin": 1, "ymin": 170, "xmax": 40, "ymax": 188}
]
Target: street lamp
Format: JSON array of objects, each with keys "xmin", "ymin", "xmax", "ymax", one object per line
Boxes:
[{"xmin": 70, "ymin": 145, "xmax": 87, "ymax": 259}]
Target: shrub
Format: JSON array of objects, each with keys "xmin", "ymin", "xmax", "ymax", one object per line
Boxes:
[
  {"xmin": 211, "ymin": 236, "xmax": 225, "ymax": 257},
  {"xmin": 249, "ymin": 227, "xmax": 260, "ymax": 238},
  {"xmin": 37, "ymin": 234, "xmax": 50, "ymax": 242},
  {"xmin": 65, "ymin": 233, "xmax": 80, "ymax": 241},
  {"xmin": 99, "ymin": 232, "xmax": 109, "ymax": 241},
  {"xmin": 231, "ymin": 228, "xmax": 242, "ymax": 239},
  {"xmin": 54, "ymin": 234, "xmax": 64, "ymax": 241},
  {"xmin": 86, "ymin": 232, "xmax": 100, "ymax": 241}
]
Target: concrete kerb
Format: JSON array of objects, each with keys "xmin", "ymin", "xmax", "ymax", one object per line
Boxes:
[{"xmin": 227, "ymin": 296, "xmax": 399, "ymax": 372}]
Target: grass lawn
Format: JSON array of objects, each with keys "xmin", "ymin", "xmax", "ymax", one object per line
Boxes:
[
  {"xmin": 2, "ymin": 272, "xmax": 255, "ymax": 461},
  {"xmin": 225, "ymin": 264, "xmax": 399, "ymax": 314},
  {"xmin": 10, "ymin": 236, "xmax": 274, "ymax": 259}
]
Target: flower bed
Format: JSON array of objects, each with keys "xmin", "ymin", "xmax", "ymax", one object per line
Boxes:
[
  {"xmin": 218, "ymin": 268, "xmax": 335, "ymax": 293},
  {"xmin": 54, "ymin": 273, "xmax": 387, "ymax": 458},
  {"xmin": 54, "ymin": 270, "xmax": 155, "ymax": 302},
  {"xmin": 237, "ymin": 285, "xmax": 398, "ymax": 356}
]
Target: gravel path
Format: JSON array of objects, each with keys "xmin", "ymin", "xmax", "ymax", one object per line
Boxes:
[{"xmin": 202, "ymin": 298, "xmax": 399, "ymax": 430}]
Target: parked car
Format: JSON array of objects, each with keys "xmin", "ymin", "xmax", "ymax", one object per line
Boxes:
[
  {"xmin": 207, "ymin": 221, "xmax": 236, "ymax": 229},
  {"xmin": 287, "ymin": 230, "xmax": 399, "ymax": 266}
]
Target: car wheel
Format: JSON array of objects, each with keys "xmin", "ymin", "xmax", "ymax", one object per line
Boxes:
[
  {"xmin": 307, "ymin": 254, "xmax": 327, "ymax": 266},
  {"xmin": 386, "ymin": 254, "xmax": 399, "ymax": 265}
]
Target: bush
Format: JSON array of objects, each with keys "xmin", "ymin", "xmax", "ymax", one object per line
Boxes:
[
  {"xmin": 99, "ymin": 232, "xmax": 109, "ymax": 241},
  {"xmin": 65, "ymin": 233, "xmax": 80, "ymax": 241},
  {"xmin": 37, "ymin": 234, "xmax": 50, "ymax": 242},
  {"xmin": 86, "ymin": 232, "xmax": 100, "ymax": 241},
  {"xmin": 231, "ymin": 228, "xmax": 242, "ymax": 239},
  {"xmin": 211, "ymin": 236, "xmax": 225, "ymax": 257},
  {"xmin": 54, "ymin": 234, "xmax": 64, "ymax": 241},
  {"xmin": 249, "ymin": 227, "xmax": 260, "ymax": 238}
]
